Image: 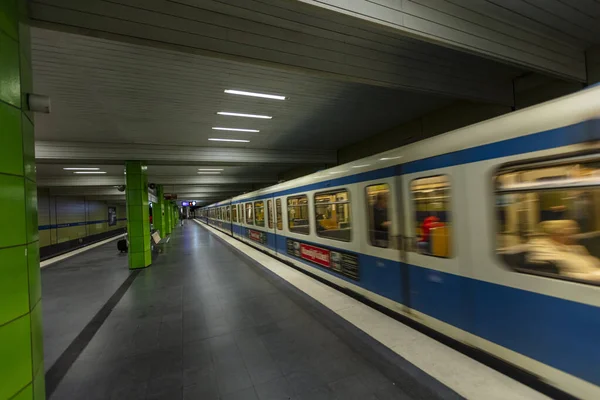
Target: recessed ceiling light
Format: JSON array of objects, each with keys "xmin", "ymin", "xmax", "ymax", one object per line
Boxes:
[
  {"xmin": 63, "ymin": 167, "xmax": 100, "ymax": 170},
  {"xmin": 197, "ymin": 172, "xmax": 221, "ymax": 175},
  {"xmin": 73, "ymin": 171, "xmax": 107, "ymax": 174},
  {"xmin": 217, "ymin": 112, "xmax": 272, "ymax": 119},
  {"xmin": 351, "ymin": 164, "xmax": 371, "ymax": 168},
  {"xmin": 212, "ymin": 127, "xmax": 259, "ymax": 132},
  {"xmin": 224, "ymin": 89, "xmax": 286, "ymax": 100},
  {"xmin": 208, "ymin": 138, "xmax": 250, "ymax": 143},
  {"xmin": 380, "ymin": 156, "xmax": 401, "ymax": 161},
  {"xmin": 198, "ymin": 168, "xmax": 224, "ymax": 171}
]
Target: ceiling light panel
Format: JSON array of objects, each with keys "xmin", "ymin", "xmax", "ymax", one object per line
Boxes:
[
  {"xmin": 224, "ymin": 89, "xmax": 286, "ymax": 100},
  {"xmin": 212, "ymin": 127, "xmax": 259, "ymax": 132},
  {"xmin": 208, "ymin": 138, "xmax": 250, "ymax": 143},
  {"xmin": 217, "ymin": 112, "xmax": 272, "ymax": 119}
]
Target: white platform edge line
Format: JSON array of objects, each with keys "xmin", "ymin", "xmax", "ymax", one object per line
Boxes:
[
  {"xmin": 195, "ymin": 220, "xmax": 549, "ymax": 400},
  {"xmin": 40, "ymin": 235, "xmax": 124, "ymax": 269}
]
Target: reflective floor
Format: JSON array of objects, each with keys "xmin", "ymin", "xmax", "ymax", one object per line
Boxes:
[{"xmin": 45, "ymin": 223, "xmax": 459, "ymax": 400}]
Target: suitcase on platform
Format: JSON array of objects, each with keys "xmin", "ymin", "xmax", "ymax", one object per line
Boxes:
[{"xmin": 117, "ymin": 239, "xmax": 128, "ymax": 253}]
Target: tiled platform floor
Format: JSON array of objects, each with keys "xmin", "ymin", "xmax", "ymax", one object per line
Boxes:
[{"xmin": 46, "ymin": 223, "xmax": 458, "ymax": 400}]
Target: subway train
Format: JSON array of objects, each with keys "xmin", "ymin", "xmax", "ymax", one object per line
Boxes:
[{"xmin": 198, "ymin": 86, "xmax": 600, "ymax": 399}]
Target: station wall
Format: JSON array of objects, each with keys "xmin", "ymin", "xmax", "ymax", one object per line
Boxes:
[{"xmin": 37, "ymin": 188, "xmax": 126, "ymax": 259}]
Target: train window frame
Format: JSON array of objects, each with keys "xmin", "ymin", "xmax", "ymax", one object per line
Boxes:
[
  {"xmin": 267, "ymin": 199, "xmax": 274, "ymax": 229},
  {"xmin": 365, "ymin": 183, "xmax": 391, "ymax": 248},
  {"xmin": 254, "ymin": 200, "xmax": 265, "ymax": 227},
  {"xmin": 411, "ymin": 175, "xmax": 453, "ymax": 258},
  {"xmin": 314, "ymin": 189, "xmax": 352, "ymax": 242},
  {"xmin": 493, "ymin": 153, "xmax": 600, "ymax": 287},
  {"xmin": 245, "ymin": 202, "xmax": 254, "ymax": 225},
  {"xmin": 232, "ymin": 204, "xmax": 237, "ymax": 223},
  {"xmin": 276, "ymin": 198, "xmax": 283, "ymax": 230},
  {"xmin": 226, "ymin": 205, "xmax": 231, "ymax": 222},
  {"xmin": 287, "ymin": 195, "xmax": 310, "ymax": 235},
  {"xmin": 238, "ymin": 204, "xmax": 243, "ymax": 224}
]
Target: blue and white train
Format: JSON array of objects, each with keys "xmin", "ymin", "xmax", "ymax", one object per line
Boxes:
[{"xmin": 198, "ymin": 86, "xmax": 600, "ymax": 399}]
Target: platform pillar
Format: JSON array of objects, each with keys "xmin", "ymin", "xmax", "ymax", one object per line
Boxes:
[
  {"xmin": 164, "ymin": 199, "xmax": 172, "ymax": 236},
  {"xmin": 0, "ymin": 2, "xmax": 45, "ymax": 399},
  {"xmin": 125, "ymin": 161, "xmax": 151, "ymax": 269},
  {"xmin": 154, "ymin": 185, "xmax": 165, "ymax": 237}
]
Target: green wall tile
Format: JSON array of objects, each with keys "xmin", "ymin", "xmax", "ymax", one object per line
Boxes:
[
  {"xmin": 0, "ymin": 314, "xmax": 32, "ymax": 400},
  {"xmin": 0, "ymin": 100, "xmax": 22, "ymax": 176},
  {"xmin": 0, "ymin": 31, "xmax": 20, "ymax": 107},
  {"xmin": 22, "ymin": 113, "xmax": 35, "ymax": 182},
  {"xmin": 30, "ymin": 301, "xmax": 43, "ymax": 375},
  {"xmin": 0, "ymin": 174, "xmax": 26, "ymax": 247},
  {"xmin": 27, "ymin": 241, "xmax": 40, "ymax": 306},
  {"xmin": 24, "ymin": 178, "xmax": 38, "ymax": 243},
  {"xmin": 33, "ymin": 365, "xmax": 45, "ymax": 400},
  {"xmin": 0, "ymin": 245, "xmax": 28, "ymax": 325},
  {"xmin": 0, "ymin": 0, "xmax": 18, "ymax": 40},
  {"xmin": 11, "ymin": 383, "xmax": 32, "ymax": 400}
]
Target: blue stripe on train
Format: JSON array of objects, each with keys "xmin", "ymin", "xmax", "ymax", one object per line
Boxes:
[{"xmin": 221, "ymin": 223, "xmax": 600, "ymax": 387}]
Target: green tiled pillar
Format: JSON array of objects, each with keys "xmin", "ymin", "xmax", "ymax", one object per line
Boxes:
[
  {"xmin": 125, "ymin": 161, "xmax": 151, "ymax": 269},
  {"xmin": 173, "ymin": 203, "xmax": 178, "ymax": 228},
  {"xmin": 154, "ymin": 185, "xmax": 165, "ymax": 237},
  {"xmin": 0, "ymin": 2, "xmax": 45, "ymax": 399},
  {"xmin": 164, "ymin": 199, "xmax": 172, "ymax": 236}
]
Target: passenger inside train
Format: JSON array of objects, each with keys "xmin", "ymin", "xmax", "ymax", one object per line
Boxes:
[
  {"xmin": 412, "ymin": 176, "xmax": 451, "ymax": 257},
  {"xmin": 496, "ymin": 157, "xmax": 600, "ymax": 283}
]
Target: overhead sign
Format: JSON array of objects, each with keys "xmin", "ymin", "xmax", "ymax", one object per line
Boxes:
[
  {"xmin": 181, "ymin": 201, "xmax": 189, "ymax": 207},
  {"xmin": 164, "ymin": 193, "xmax": 177, "ymax": 200}
]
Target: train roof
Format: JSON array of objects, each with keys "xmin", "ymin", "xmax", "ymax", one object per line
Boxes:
[{"xmin": 204, "ymin": 85, "xmax": 600, "ymax": 208}]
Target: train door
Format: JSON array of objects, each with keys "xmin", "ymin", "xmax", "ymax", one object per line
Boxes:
[
  {"xmin": 267, "ymin": 197, "xmax": 277, "ymax": 254},
  {"xmin": 228, "ymin": 202, "xmax": 233, "ymax": 236}
]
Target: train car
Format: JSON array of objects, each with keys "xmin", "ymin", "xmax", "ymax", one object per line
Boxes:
[{"xmin": 199, "ymin": 86, "xmax": 600, "ymax": 399}]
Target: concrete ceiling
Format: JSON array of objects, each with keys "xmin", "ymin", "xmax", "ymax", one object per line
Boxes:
[{"xmin": 27, "ymin": 0, "xmax": 600, "ymax": 204}]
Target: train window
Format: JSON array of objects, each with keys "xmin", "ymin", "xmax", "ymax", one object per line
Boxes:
[
  {"xmin": 226, "ymin": 206, "xmax": 231, "ymax": 222},
  {"xmin": 232, "ymin": 204, "xmax": 237, "ymax": 223},
  {"xmin": 254, "ymin": 201, "xmax": 265, "ymax": 227},
  {"xmin": 412, "ymin": 176, "xmax": 452, "ymax": 258},
  {"xmin": 245, "ymin": 203, "xmax": 253, "ymax": 225},
  {"xmin": 315, "ymin": 190, "xmax": 351, "ymax": 242},
  {"xmin": 267, "ymin": 199, "xmax": 274, "ymax": 229},
  {"xmin": 287, "ymin": 195, "xmax": 309, "ymax": 234},
  {"xmin": 496, "ymin": 156, "xmax": 600, "ymax": 285},
  {"xmin": 276, "ymin": 199, "xmax": 283, "ymax": 230},
  {"xmin": 366, "ymin": 184, "xmax": 390, "ymax": 248}
]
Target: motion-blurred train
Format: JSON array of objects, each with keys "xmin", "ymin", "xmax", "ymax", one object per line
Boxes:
[{"xmin": 198, "ymin": 86, "xmax": 600, "ymax": 399}]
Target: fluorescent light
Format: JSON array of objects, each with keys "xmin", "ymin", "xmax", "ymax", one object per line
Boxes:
[
  {"xmin": 380, "ymin": 156, "xmax": 401, "ymax": 161},
  {"xmin": 197, "ymin": 172, "xmax": 221, "ymax": 175},
  {"xmin": 352, "ymin": 164, "xmax": 370, "ymax": 168},
  {"xmin": 198, "ymin": 168, "xmax": 224, "ymax": 171},
  {"xmin": 208, "ymin": 138, "xmax": 250, "ymax": 143},
  {"xmin": 224, "ymin": 89, "xmax": 286, "ymax": 100},
  {"xmin": 217, "ymin": 112, "xmax": 272, "ymax": 119},
  {"xmin": 212, "ymin": 127, "xmax": 259, "ymax": 132},
  {"xmin": 73, "ymin": 171, "xmax": 107, "ymax": 174},
  {"xmin": 63, "ymin": 167, "xmax": 100, "ymax": 171}
]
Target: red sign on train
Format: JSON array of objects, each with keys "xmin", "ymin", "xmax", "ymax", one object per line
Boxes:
[{"xmin": 299, "ymin": 243, "xmax": 330, "ymax": 268}]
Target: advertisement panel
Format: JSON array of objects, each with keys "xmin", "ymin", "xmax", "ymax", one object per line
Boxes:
[
  {"xmin": 286, "ymin": 239, "xmax": 359, "ymax": 280},
  {"xmin": 247, "ymin": 229, "xmax": 267, "ymax": 245}
]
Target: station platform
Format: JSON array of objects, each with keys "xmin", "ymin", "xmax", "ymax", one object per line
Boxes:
[{"xmin": 41, "ymin": 222, "xmax": 548, "ymax": 400}]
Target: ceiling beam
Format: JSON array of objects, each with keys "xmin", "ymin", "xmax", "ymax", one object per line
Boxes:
[{"xmin": 35, "ymin": 141, "xmax": 336, "ymax": 165}]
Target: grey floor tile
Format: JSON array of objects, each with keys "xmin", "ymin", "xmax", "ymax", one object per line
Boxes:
[
  {"xmin": 285, "ymin": 370, "xmax": 326, "ymax": 396},
  {"xmin": 221, "ymin": 387, "xmax": 259, "ymax": 400},
  {"xmin": 183, "ymin": 384, "xmax": 219, "ymax": 400},
  {"xmin": 255, "ymin": 376, "xmax": 295, "ymax": 400}
]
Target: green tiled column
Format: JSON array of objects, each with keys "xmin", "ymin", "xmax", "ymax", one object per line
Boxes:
[
  {"xmin": 0, "ymin": 1, "xmax": 45, "ymax": 399},
  {"xmin": 154, "ymin": 185, "xmax": 165, "ymax": 237},
  {"xmin": 164, "ymin": 199, "xmax": 172, "ymax": 235},
  {"xmin": 125, "ymin": 161, "xmax": 151, "ymax": 269}
]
